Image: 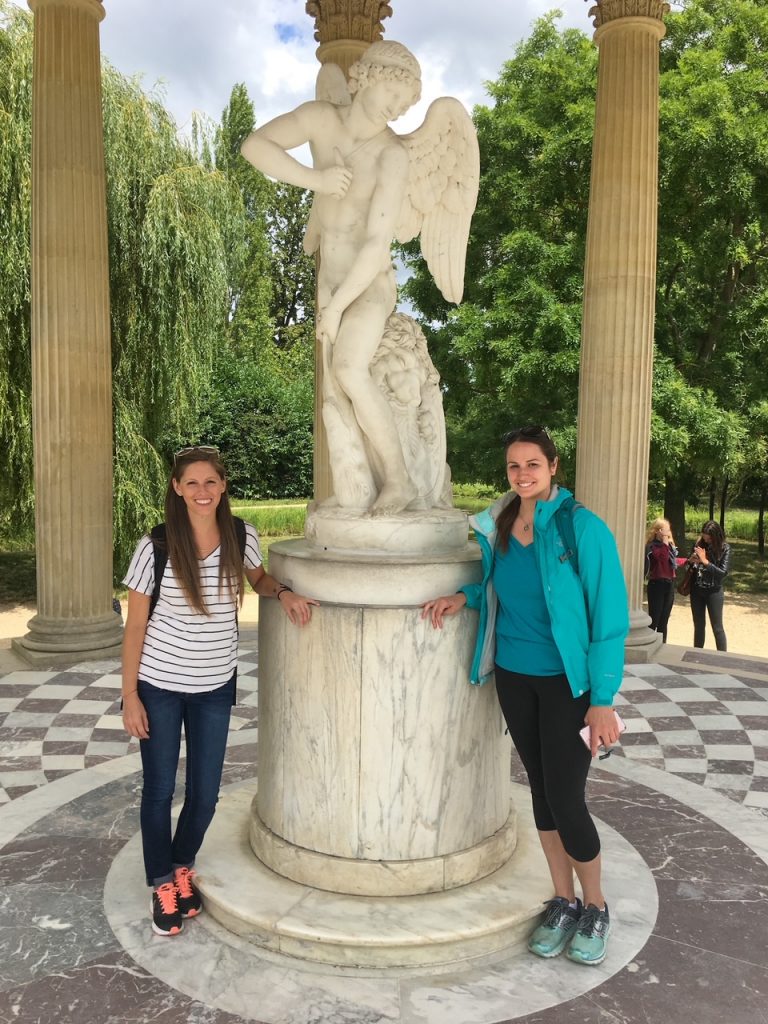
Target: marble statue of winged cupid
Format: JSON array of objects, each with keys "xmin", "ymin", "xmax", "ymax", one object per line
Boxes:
[{"xmin": 241, "ymin": 40, "xmax": 479, "ymax": 517}]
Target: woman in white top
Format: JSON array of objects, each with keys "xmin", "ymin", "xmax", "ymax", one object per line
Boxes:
[{"xmin": 122, "ymin": 446, "xmax": 317, "ymax": 936}]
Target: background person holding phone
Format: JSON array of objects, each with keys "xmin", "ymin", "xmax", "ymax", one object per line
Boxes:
[
  {"xmin": 688, "ymin": 520, "xmax": 730, "ymax": 650},
  {"xmin": 422, "ymin": 426, "xmax": 628, "ymax": 967}
]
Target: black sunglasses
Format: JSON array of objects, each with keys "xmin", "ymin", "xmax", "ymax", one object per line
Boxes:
[{"xmin": 502, "ymin": 426, "xmax": 552, "ymax": 446}]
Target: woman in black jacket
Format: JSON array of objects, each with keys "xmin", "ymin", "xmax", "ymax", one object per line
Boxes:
[{"xmin": 688, "ymin": 520, "xmax": 730, "ymax": 651}]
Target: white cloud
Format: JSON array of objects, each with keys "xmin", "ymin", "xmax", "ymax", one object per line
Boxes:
[
  {"xmin": 7, "ymin": 0, "xmax": 591, "ymax": 129},
  {"xmin": 7, "ymin": 0, "xmax": 593, "ymax": 135}
]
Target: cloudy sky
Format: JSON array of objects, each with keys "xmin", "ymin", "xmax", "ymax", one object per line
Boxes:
[{"xmin": 40, "ymin": 0, "xmax": 594, "ymax": 134}]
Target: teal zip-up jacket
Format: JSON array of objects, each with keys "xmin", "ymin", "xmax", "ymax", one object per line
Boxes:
[{"xmin": 459, "ymin": 486, "xmax": 629, "ymax": 705}]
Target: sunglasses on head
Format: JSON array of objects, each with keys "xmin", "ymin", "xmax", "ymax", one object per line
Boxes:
[
  {"xmin": 502, "ymin": 426, "xmax": 552, "ymax": 446},
  {"xmin": 173, "ymin": 445, "xmax": 220, "ymax": 465}
]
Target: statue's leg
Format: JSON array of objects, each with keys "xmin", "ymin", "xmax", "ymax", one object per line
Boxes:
[{"xmin": 332, "ymin": 279, "xmax": 417, "ymax": 515}]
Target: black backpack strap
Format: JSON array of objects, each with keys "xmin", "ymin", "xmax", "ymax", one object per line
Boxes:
[
  {"xmin": 148, "ymin": 519, "xmax": 245, "ymax": 621},
  {"xmin": 554, "ymin": 497, "xmax": 583, "ymax": 577},
  {"xmin": 149, "ymin": 523, "xmax": 168, "ymax": 620}
]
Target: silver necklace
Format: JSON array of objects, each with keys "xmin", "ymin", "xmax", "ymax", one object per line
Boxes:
[{"xmin": 520, "ymin": 519, "xmax": 533, "ymax": 533}]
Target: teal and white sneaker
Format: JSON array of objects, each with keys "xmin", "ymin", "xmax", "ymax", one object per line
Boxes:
[
  {"xmin": 567, "ymin": 903, "xmax": 610, "ymax": 965},
  {"xmin": 528, "ymin": 897, "xmax": 583, "ymax": 958}
]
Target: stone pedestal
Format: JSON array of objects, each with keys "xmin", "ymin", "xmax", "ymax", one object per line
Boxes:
[
  {"xmin": 252, "ymin": 540, "xmax": 513, "ymax": 897},
  {"xmin": 199, "ymin": 783, "xmax": 551, "ymax": 969},
  {"xmin": 576, "ymin": 3, "xmax": 668, "ymax": 662},
  {"xmin": 15, "ymin": 0, "xmax": 122, "ymax": 666}
]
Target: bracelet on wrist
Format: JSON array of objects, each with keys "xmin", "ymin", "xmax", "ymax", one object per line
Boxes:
[{"xmin": 276, "ymin": 585, "xmax": 293, "ymax": 601}]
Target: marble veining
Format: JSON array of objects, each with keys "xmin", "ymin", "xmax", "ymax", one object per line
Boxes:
[{"xmin": 2, "ymin": 640, "xmax": 768, "ymax": 1022}]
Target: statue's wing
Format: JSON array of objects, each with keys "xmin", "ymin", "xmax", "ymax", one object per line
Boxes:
[
  {"xmin": 315, "ymin": 62, "xmax": 352, "ymax": 107},
  {"xmin": 395, "ymin": 97, "xmax": 480, "ymax": 304},
  {"xmin": 304, "ymin": 64, "xmax": 352, "ymax": 256}
]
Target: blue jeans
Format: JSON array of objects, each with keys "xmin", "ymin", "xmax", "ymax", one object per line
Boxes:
[{"xmin": 138, "ymin": 675, "xmax": 235, "ymax": 886}]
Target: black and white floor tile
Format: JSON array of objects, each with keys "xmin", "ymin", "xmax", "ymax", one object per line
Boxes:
[{"xmin": 1, "ymin": 635, "xmax": 767, "ymax": 1024}]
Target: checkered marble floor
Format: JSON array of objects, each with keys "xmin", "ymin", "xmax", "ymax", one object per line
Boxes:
[
  {"xmin": 2, "ymin": 636, "xmax": 768, "ymax": 1024},
  {"xmin": 0, "ymin": 649, "xmax": 260, "ymax": 804},
  {"xmin": 614, "ymin": 658, "xmax": 768, "ymax": 813},
  {"xmin": 2, "ymin": 642, "xmax": 767, "ymax": 815}
]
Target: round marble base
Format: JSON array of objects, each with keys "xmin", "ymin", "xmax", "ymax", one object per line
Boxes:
[
  {"xmin": 197, "ymin": 785, "xmax": 552, "ymax": 969},
  {"xmin": 104, "ymin": 771, "xmax": 660, "ymax": 1021},
  {"xmin": 266, "ymin": 537, "xmax": 482, "ymax": 607},
  {"xmin": 304, "ymin": 502, "xmax": 470, "ymax": 556},
  {"xmin": 249, "ymin": 799, "xmax": 518, "ymax": 896}
]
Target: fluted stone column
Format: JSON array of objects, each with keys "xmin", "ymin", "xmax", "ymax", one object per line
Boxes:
[
  {"xmin": 304, "ymin": 0, "xmax": 393, "ymax": 500},
  {"xmin": 576, "ymin": 0, "xmax": 669, "ymax": 659},
  {"xmin": 14, "ymin": 0, "xmax": 122, "ymax": 664}
]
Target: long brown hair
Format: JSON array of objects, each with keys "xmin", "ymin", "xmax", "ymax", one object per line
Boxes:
[
  {"xmin": 699, "ymin": 520, "xmax": 726, "ymax": 560},
  {"xmin": 495, "ymin": 426, "xmax": 559, "ymax": 553},
  {"xmin": 162, "ymin": 448, "xmax": 245, "ymax": 616}
]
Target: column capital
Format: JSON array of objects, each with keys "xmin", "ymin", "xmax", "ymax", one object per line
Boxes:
[
  {"xmin": 28, "ymin": 0, "xmax": 105, "ymax": 23},
  {"xmin": 586, "ymin": 0, "xmax": 669, "ymax": 29},
  {"xmin": 305, "ymin": 0, "xmax": 393, "ymax": 46}
]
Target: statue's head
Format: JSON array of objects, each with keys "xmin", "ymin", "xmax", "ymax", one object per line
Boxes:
[{"xmin": 349, "ymin": 41, "xmax": 422, "ymax": 118}]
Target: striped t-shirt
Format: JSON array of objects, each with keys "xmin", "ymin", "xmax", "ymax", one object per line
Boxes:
[{"xmin": 122, "ymin": 521, "xmax": 262, "ymax": 692}]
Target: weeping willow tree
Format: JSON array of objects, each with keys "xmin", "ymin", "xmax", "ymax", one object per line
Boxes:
[
  {"xmin": 0, "ymin": 2, "xmax": 249, "ymax": 572},
  {"xmin": 104, "ymin": 67, "xmax": 248, "ymax": 569},
  {"xmin": 0, "ymin": 1, "xmax": 33, "ymax": 540}
]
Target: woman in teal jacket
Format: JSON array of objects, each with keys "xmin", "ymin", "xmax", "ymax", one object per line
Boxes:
[{"xmin": 423, "ymin": 426, "xmax": 628, "ymax": 967}]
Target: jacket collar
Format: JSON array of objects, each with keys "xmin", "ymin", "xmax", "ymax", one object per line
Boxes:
[
  {"xmin": 533, "ymin": 484, "xmax": 572, "ymax": 528},
  {"xmin": 470, "ymin": 484, "xmax": 573, "ymax": 538}
]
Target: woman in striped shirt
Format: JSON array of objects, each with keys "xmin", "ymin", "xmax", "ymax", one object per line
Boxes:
[{"xmin": 121, "ymin": 446, "xmax": 317, "ymax": 936}]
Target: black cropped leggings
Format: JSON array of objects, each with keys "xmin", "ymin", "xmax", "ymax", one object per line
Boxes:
[{"xmin": 495, "ymin": 666, "xmax": 600, "ymax": 863}]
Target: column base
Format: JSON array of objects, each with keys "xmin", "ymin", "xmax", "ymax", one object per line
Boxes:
[
  {"xmin": 624, "ymin": 607, "xmax": 663, "ymax": 663},
  {"xmin": 250, "ymin": 798, "xmax": 517, "ymax": 897},
  {"xmin": 198, "ymin": 784, "xmax": 551, "ymax": 969},
  {"xmin": 12, "ymin": 612, "xmax": 123, "ymax": 667}
]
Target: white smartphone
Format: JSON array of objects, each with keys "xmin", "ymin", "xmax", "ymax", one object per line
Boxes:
[{"xmin": 579, "ymin": 711, "xmax": 626, "ymax": 753}]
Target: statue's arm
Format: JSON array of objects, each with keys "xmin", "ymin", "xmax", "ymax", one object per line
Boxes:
[{"xmin": 240, "ymin": 103, "xmax": 351, "ymax": 198}]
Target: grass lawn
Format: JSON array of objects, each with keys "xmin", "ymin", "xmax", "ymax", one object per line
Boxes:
[{"xmin": 3, "ymin": 511, "xmax": 767, "ymax": 606}]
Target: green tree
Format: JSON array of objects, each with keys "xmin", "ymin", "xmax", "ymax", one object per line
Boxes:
[
  {"xmin": 0, "ymin": 1, "xmax": 32, "ymax": 538},
  {"xmin": 655, "ymin": 0, "xmax": 768, "ymax": 527},
  {"xmin": 0, "ymin": 4, "xmax": 249, "ymax": 572},
  {"xmin": 194, "ymin": 338, "xmax": 314, "ymax": 499},
  {"xmin": 401, "ymin": 13, "xmax": 597, "ymax": 486},
  {"xmin": 189, "ymin": 85, "xmax": 315, "ymax": 496},
  {"xmin": 402, "ymin": 3, "xmax": 768, "ymax": 522},
  {"xmin": 104, "ymin": 71, "xmax": 247, "ymax": 569},
  {"xmin": 267, "ymin": 182, "xmax": 316, "ymax": 350},
  {"xmin": 215, "ymin": 83, "xmax": 273, "ymax": 354}
]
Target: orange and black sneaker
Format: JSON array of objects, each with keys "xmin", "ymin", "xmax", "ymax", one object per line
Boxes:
[
  {"xmin": 174, "ymin": 866, "xmax": 202, "ymax": 918},
  {"xmin": 151, "ymin": 881, "xmax": 182, "ymax": 936}
]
